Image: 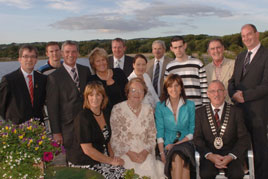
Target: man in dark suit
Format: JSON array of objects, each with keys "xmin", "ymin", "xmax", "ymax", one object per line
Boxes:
[
  {"xmin": 0, "ymin": 45, "xmax": 46, "ymax": 124},
  {"xmin": 108, "ymin": 37, "xmax": 133, "ymax": 77},
  {"xmin": 146, "ymin": 40, "xmax": 173, "ymax": 97},
  {"xmin": 46, "ymin": 40, "xmax": 91, "ymax": 162},
  {"xmin": 194, "ymin": 80, "xmax": 250, "ymax": 179},
  {"xmin": 228, "ymin": 24, "xmax": 268, "ymax": 179}
]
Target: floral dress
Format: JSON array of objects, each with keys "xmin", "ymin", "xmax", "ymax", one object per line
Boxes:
[{"xmin": 110, "ymin": 101, "xmax": 165, "ymax": 179}]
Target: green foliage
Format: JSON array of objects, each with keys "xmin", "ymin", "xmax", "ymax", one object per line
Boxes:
[{"xmin": 123, "ymin": 169, "xmax": 150, "ymax": 179}]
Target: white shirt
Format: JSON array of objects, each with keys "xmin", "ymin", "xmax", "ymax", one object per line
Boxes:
[
  {"xmin": 249, "ymin": 43, "xmax": 261, "ymax": 63},
  {"xmin": 153, "ymin": 56, "xmax": 164, "ymax": 96},
  {"xmin": 63, "ymin": 63, "xmax": 79, "ymax": 82},
  {"xmin": 211, "ymin": 103, "xmax": 225, "ymax": 120},
  {"xmin": 21, "ymin": 68, "xmax": 34, "ymax": 91},
  {"xmin": 113, "ymin": 55, "xmax": 125, "ymax": 69}
]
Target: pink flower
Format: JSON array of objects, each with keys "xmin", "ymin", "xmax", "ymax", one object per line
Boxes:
[
  {"xmin": 43, "ymin": 152, "xmax": 54, "ymax": 162},
  {"xmin": 51, "ymin": 141, "xmax": 60, "ymax": 148}
]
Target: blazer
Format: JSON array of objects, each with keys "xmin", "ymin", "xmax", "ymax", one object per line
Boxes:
[
  {"xmin": 70, "ymin": 108, "xmax": 112, "ymax": 165},
  {"xmin": 0, "ymin": 68, "xmax": 46, "ymax": 124},
  {"xmin": 194, "ymin": 103, "xmax": 250, "ymax": 160},
  {"xmin": 155, "ymin": 99, "xmax": 195, "ymax": 146},
  {"xmin": 108, "ymin": 55, "xmax": 134, "ymax": 77},
  {"xmin": 146, "ymin": 56, "xmax": 173, "ymax": 96},
  {"xmin": 46, "ymin": 64, "xmax": 91, "ymax": 150},
  {"xmin": 205, "ymin": 58, "xmax": 234, "ymax": 103}
]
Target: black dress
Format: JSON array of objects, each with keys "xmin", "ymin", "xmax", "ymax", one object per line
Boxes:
[
  {"xmin": 69, "ymin": 108, "xmax": 125, "ymax": 179},
  {"xmin": 88, "ymin": 68, "xmax": 128, "ymax": 107}
]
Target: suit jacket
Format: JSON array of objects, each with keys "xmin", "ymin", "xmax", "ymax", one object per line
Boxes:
[
  {"xmin": 108, "ymin": 55, "xmax": 134, "ymax": 77},
  {"xmin": 205, "ymin": 58, "xmax": 234, "ymax": 103},
  {"xmin": 194, "ymin": 103, "xmax": 250, "ymax": 160},
  {"xmin": 146, "ymin": 56, "xmax": 173, "ymax": 96},
  {"xmin": 46, "ymin": 64, "xmax": 91, "ymax": 150},
  {"xmin": 155, "ymin": 99, "xmax": 195, "ymax": 146},
  {"xmin": 0, "ymin": 68, "xmax": 46, "ymax": 124},
  {"xmin": 228, "ymin": 45, "xmax": 268, "ymax": 124}
]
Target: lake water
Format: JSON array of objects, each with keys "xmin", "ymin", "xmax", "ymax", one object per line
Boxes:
[{"xmin": 0, "ymin": 58, "xmax": 90, "ymax": 79}]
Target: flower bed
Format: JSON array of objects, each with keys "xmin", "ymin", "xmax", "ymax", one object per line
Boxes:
[{"xmin": 0, "ymin": 119, "xmax": 61, "ymax": 179}]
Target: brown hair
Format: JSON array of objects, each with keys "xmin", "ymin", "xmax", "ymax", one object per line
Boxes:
[
  {"xmin": 160, "ymin": 74, "xmax": 187, "ymax": 104},
  {"xmin": 112, "ymin": 37, "xmax": 126, "ymax": 47},
  {"xmin": 88, "ymin": 47, "xmax": 109, "ymax": 72},
  {"xmin": 133, "ymin": 54, "xmax": 148, "ymax": 64},
  {"xmin": 18, "ymin": 44, "xmax": 38, "ymax": 58},
  {"xmin": 125, "ymin": 77, "xmax": 148, "ymax": 97},
  {"xmin": 83, "ymin": 81, "xmax": 108, "ymax": 110},
  {"xmin": 46, "ymin": 41, "xmax": 60, "ymax": 52}
]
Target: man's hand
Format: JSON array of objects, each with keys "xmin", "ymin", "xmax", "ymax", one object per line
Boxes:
[
  {"xmin": 232, "ymin": 90, "xmax": 245, "ymax": 103},
  {"xmin": 53, "ymin": 133, "xmax": 63, "ymax": 145},
  {"xmin": 215, "ymin": 155, "xmax": 233, "ymax": 169}
]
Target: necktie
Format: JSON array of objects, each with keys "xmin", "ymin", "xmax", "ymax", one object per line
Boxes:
[
  {"xmin": 243, "ymin": 51, "xmax": 252, "ymax": 76},
  {"xmin": 214, "ymin": 108, "xmax": 220, "ymax": 127},
  {"xmin": 153, "ymin": 61, "xmax": 160, "ymax": 95},
  {"xmin": 27, "ymin": 75, "xmax": 34, "ymax": 106},
  {"xmin": 115, "ymin": 60, "xmax": 120, "ymax": 68},
  {"xmin": 71, "ymin": 68, "xmax": 79, "ymax": 88}
]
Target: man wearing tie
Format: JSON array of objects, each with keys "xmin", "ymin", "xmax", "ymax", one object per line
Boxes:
[
  {"xmin": 0, "ymin": 45, "xmax": 46, "ymax": 124},
  {"xmin": 195, "ymin": 80, "xmax": 250, "ymax": 179},
  {"xmin": 228, "ymin": 24, "xmax": 268, "ymax": 179},
  {"xmin": 108, "ymin": 37, "xmax": 133, "ymax": 77},
  {"xmin": 146, "ymin": 40, "xmax": 173, "ymax": 97},
  {"xmin": 46, "ymin": 40, "xmax": 91, "ymax": 163}
]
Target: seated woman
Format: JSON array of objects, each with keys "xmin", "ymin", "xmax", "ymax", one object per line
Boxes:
[
  {"xmin": 88, "ymin": 48, "xmax": 128, "ymax": 106},
  {"xmin": 69, "ymin": 81, "xmax": 125, "ymax": 179},
  {"xmin": 155, "ymin": 74, "xmax": 195, "ymax": 179},
  {"xmin": 128, "ymin": 54, "xmax": 159, "ymax": 108},
  {"xmin": 110, "ymin": 78, "xmax": 165, "ymax": 179}
]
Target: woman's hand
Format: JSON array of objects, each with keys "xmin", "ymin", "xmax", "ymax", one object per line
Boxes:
[
  {"xmin": 106, "ymin": 69, "xmax": 114, "ymax": 85},
  {"xmin": 110, "ymin": 156, "xmax": 125, "ymax": 166},
  {"xmin": 160, "ymin": 152, "xmax": 166, "ymax": 163},
  {"xmin": 165, "ymin": 144, "xmax": 174, "ymax": 151},
  {"xmin": 136, "ymin": 150, "xmax": 149, "ymax": 163}
]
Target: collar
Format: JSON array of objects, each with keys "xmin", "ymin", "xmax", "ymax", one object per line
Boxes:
[
  {"xmin": 20, "ymin": 67, "xmax": 33, "ymax": 77},
  {"xmin": 248, "ymin": 43, "xmax": 261, "ymax": 55},
  {"xmin": 63, "ymin": 63, "xmax": 78, "ymax": 74},
  {"xmin": 154, "ymin": 56, "xmax": 164, "ymax": 63},
  {"xmin": 114, "ymin": 55, "xmax": 125, "ymax": 62},
  {"xmin": 212, "ymin": 58, "xmax": 225, "ymax": 67},
  {"xmin": 210, "ymin": 102, "xmax": 224, "ymax": 117}
]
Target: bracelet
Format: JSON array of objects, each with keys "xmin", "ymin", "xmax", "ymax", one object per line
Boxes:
[{"xmin": 160, "ymin": 152, "xmax": 164, "ymax": 155}]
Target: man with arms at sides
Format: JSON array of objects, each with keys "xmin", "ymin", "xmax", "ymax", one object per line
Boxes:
[
  {"xmin": 205, "ymin": 38, "xmax": 234, "ymax": 104},
  {"xmin": 165, "ymin": 36, "xmax": 209, "ymax": 108},
  {"xmin": 38, "ymin": 41, "xmax": 62, "ymax": 75},
  {"xmin": 46, "ymin": 40, "xmax": 91, "ymax": 163},
  {"xmin": 146, "ymin": 40, "xmax": 173, "ymax": 97},
  {"xmin": 0, "ymin": 45, "xmax": 46, "ymax": 124},
  {"xmin": 195, "ymin": 80, "xmax": 250, "ymax": 179},
  {"xmin": 108, "ymin": 37, "xmax": 134, "ymax": 77},
  {"xmin": 228, "ymin": 24, "xmax": 268, "ymax": 179}
]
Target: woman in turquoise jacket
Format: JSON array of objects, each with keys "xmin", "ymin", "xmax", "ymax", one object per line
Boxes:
[{"xmin": 155, "ymin": 74, "xmax": 195, "ymax": 179}]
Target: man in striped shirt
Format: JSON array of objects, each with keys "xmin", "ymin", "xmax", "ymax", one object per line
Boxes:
[{"xmin": 165, "ymin": 36, "xmax": 209, "ymax": 108}]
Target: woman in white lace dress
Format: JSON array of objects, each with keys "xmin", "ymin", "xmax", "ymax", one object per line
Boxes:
[
  {"xmin": 128, "ymin": 54, "xmax": 159, "ymax": 108},
  {"xmin": 110, "ymin": 78, "xmax": 165, "ymax": 179}
]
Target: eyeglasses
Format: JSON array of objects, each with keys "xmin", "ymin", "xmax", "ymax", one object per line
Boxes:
[
  {"xmin": 22, "ymin": 55, "xmax": 37, "ymax": 59},
  {"xmin": 129, "ymin": 88, "xmax": 144, "ymax": 94},
  {"xmin": 208, "ymin": 89, "xmax": 225, "ymax": 94}
]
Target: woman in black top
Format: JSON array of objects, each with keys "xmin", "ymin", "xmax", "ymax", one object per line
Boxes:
[
  {"xmin": 88, "ymin": 48, "xmax": 128, "ymax": 106},
  {"xmin": 69, "ymin": 81, "xmax": 125, "ymax": 178}
]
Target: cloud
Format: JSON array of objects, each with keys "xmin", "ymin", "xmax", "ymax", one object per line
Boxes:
[
  {"xmin": 50, "ymin": 1, "xmax": 233, "ymax": 32},
  {"xmin": 45, "ymin": 0, "xmax": 82, "ymax": 12},
  {"xmin": 0, "ymin": 0, "xmax": 32, "ymax": 9}
]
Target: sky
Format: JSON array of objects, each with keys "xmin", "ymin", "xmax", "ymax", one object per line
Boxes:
[{"xmin": 1, "ymin": 0, "xmax": 268, "ymax": 44}]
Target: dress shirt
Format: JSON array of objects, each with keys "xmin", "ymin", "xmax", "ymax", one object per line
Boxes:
[
  {"xmin": 21, "ymin": 68, "xmax": 34, "ymax": 91},
  {"xmin": 153, "ymin": 56, "xmax": 164, "ymax": 96},
  {"xmin": 211, "ymin": 103, "xmax": 224, "ymax": 120},
  {"xmin": 63, "ymin": 62, "xmax": 79, "ymax": 82},
  {"xmin": 248, "ymin": 43, "xmax": 261, "ymax": 63},
  {"xmin": 113, "ymin": 55, "xmax": 125, "ymax": 69}
]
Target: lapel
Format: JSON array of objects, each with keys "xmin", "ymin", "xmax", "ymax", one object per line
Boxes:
[
  {"xmin": 146, "ymin": 59, "xmax": 154, "ymax": 79},
  {"xmin": 61, "ymin": 66, "xmax": 80, "ymax": 92},
  {"xmin": 237, "ymin": 51, "xmax": 247, "ymax": 81},
  {"xmin": 33, "ymin": 71, "xmax": 39, "ymax": 107},
  {"xmin": 77, "ymin": 64, "xmax": 87, "ymax": 93},
  {"xmin": 243, "ymin": 45, "xmax": 263, "ymax": 78},
  {"xmin": 220, "ymin": 59, "xmax": 230, "ymax": 82},
  {"xmin": 17, "ymin": 69, "xmax": 33, "ymax": 109}
]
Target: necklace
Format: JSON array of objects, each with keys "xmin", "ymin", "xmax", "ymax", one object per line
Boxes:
[
  {"xmin": 127, "ymin": 102, "xmax": 141, "ymax": 114},
  {"xmin": 92, "ymin": 110, "xmax": 102, "ymax": 116}
]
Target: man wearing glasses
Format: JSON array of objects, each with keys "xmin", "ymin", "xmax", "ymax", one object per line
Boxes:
[{"xmin": 0, "ymin": 44, "xmax": 47, "ymax": 124}]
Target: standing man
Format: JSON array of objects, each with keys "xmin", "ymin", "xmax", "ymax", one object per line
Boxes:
[
  {"xmin": 228, "ymin": 24, "xmax": 268, "ymax": 179},
  {"xmin": 46, "ymin": 41, "xmax": 91, "ymax": 163},
  {"xmin": 194, "ymin": 80, "xmax": 250, "ymax": 179},
  {"xmin": 165, "ymin": 36, "xmax": 209, "ymax": 108},
  {"xmin": 108, "ymin": 37, "xmax": 133, "ymax": 77},
  {"xmin": 146, "ymin": 40, "xmax": 173, "ymax": 97},
  {"xmin": 38, "ymin": 41, "xmax": 62, "ymax": 75},
  {"xmin": 0, "ymin": 45, "xmax": 46, "ymax": 124},
  {"xmin": 205, "ymin": 38, "xmax": 234, "ymax": 103}
]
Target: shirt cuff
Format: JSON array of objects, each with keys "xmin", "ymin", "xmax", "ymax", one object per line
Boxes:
[
  {"xmin": 205, "ymin": 152, "xmax": 212, "ymax": 159},
  {"xmin": 157, "ymin": 138, "xmax": 164, "ymax": 144},
  {"xmin": 228, "ymin": 153, "xmax": 237, "ymax": 160},
  {"xmin": 185, "ymin": 134, "xmax": 193, "ymax": 140}
]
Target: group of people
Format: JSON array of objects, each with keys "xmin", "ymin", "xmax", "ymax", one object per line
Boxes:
[{"xmin": 0, "ymin": 23, "xmax": 268, "ymax": 179}]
